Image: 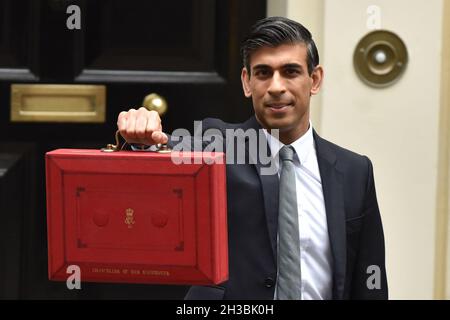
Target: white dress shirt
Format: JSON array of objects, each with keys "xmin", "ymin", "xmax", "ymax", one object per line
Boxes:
[{"xmin": 264, "ymin": 122, "xmax": 333, "ymax": 300}]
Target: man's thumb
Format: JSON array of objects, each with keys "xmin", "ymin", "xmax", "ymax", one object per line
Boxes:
[{"xmin": 152, "ymin": 131, "xmax": 168, "ymax": 144}]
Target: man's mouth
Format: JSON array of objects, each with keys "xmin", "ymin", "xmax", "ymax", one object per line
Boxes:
[{"xmin": 265, "ymin": 102, "xmax": 293, "ymax": 112}]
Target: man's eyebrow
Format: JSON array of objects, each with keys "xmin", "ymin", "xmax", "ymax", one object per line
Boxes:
[
  {"xmin": 252, "ymin": 64, "xmax": 271, "ymax": 71},
  {"xmin": 252, "ymin": 63, "xmax": 305, "ymax": 71},
  {"xmin": 282, "ymin": 63, "xmax": 303, "ymax": 70}
]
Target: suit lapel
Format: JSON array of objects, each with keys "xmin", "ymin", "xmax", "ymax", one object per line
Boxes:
[
  {"xmin": 254, "ymin": 160, "xmax": 279, "ymax": 263},
  {"xmin": 243, "ymin": 117, "xmax": 279, "ymax": 263},
  {"xmin": 313, "ymin": 130, "xmax": 346, "ymax": 300}
]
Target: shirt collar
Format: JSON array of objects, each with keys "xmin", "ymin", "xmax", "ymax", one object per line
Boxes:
[{"xmin": 263, "ymin": 120, "xmax": 314, "ymax": 165}]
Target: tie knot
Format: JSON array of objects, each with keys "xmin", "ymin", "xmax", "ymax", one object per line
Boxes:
[{"xmin": 279, "ymin": 145, "xmax": 295, "ymax": 162}]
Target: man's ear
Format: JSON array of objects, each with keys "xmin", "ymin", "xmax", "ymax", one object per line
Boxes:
[
  {"xmin": 241, "ymin": 67, "xmax": 252, "ymax": 98},
  {"xmin": 310, "ymin": 65, "xmax": 324, "ymax": 95}
]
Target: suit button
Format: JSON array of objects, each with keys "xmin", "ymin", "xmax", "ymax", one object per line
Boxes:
[{"xmin": 264, "ymin": 277, "xmax": 275, "ymax": 288}]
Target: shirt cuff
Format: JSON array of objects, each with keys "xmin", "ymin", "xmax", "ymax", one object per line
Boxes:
[{"xmin": 130, "ymin": 144, "xmax": 159, "ymax": 152}]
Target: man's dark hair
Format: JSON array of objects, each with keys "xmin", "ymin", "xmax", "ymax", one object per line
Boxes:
[{"xmin": 241, "ymin": 16, "xmax": 319, "ymax": 76}]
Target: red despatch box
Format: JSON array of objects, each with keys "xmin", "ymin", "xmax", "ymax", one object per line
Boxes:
[{"xmin": 45, "ymin": 149, "xmax": 228, "ymax": 285}]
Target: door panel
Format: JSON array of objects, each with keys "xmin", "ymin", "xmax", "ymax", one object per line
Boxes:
[
  {"xmin": 82, "ymin": 0, "xmax": 215, "ymax": 72},
  {"xmin": 0, "ymin": 0, "xmax": 39, "ymax": 80}
]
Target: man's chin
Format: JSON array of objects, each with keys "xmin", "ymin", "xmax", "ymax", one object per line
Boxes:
[
  {"xmin": 264, "ymin": 119, "xmax": 292, "ymax": 132},
  {"xmin": 255, "ymin": 113, "xmax": 294, "ymax": 131}
]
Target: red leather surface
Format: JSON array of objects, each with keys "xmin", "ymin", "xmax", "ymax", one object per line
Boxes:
[{"xmin": 46, "ymin": 149, "xmax": 228, "ymax": 285}]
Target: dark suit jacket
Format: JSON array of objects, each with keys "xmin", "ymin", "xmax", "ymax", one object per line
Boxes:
[{"xmin": 167, "ymin": 116, "xmax": 388, "ymax": 300}]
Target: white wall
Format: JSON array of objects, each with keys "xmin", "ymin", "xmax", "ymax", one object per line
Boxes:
[{"xmin": 268, "ymin": 0, "xmax": 445, "ymax": 299}]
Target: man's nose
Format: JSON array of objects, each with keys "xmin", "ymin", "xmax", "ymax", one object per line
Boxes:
[{"xmin": 267, "ymin": 72, "xmax": 286, "ymax": 95}]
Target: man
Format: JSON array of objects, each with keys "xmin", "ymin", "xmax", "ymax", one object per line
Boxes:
[{"xmin": 117, "ymin": 16, "xmax": 388, "ymax": 300}]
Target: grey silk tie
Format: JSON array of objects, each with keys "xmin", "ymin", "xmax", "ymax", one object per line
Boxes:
[{"xmin": 276, "ymin": 145, "xmax": 302, "ymax": 300}]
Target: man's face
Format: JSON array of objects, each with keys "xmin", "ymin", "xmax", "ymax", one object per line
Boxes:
[{"xmin": 241, "ymin": 43, "xmax": 323, "ymax": 143}]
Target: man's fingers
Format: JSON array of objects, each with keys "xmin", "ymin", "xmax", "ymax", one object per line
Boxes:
[
  {"xmin": 117, "ymin": 111, "xmax": 128, "ymax": 134},
  {"xmin": 147, "ymin": 110, "xmax": 161, "ymax": 131},
  {"xmin": 145, "ymin": 110, "xmax": 162, "ymax": 143},
  {"xmin": 125, "ymin": 109, "xmax": 137, "ymax": 140},
  {"xmin": 135, "ymin": 108, "xmax": 150, "ymax": 139}
]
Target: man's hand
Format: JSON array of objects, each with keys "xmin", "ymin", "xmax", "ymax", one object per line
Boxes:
[{"xmin": 117, "ymin": 107, "xmax": 168, "ymax": 146}]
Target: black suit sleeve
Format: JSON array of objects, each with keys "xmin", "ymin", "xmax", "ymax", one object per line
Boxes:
[
  {"xmin": 166, "ymin": 118, "xmax": 225, "ymax": 152},
  {"xmin": 350, "ymin": 157, "xmax": 388, "ymax": 299}
]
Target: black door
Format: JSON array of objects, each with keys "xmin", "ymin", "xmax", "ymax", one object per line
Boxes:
[{"xmin": 0, "ymin": 0, "xmax": 266, "ymax": 299}]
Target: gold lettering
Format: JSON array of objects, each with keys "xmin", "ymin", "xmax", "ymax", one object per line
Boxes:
[
  {"xmin": 91, "ymin": 268, "xmax": 120, "ymax": 274},
  {"xmin": 90, "ymin": 267, "xmax": 170, "ymax": 276},
  {"xmin": 142, "ymin": 270, "xmax": 170, "ymax": 276}
]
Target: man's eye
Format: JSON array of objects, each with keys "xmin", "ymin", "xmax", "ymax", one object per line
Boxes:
[
  {"xmin": 285, "ymin": 69, "xmax": 300, "ymax": 76},
  {"xmin": 255, "ymin": 70, "xmax": 270, "ymax": 77}
]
